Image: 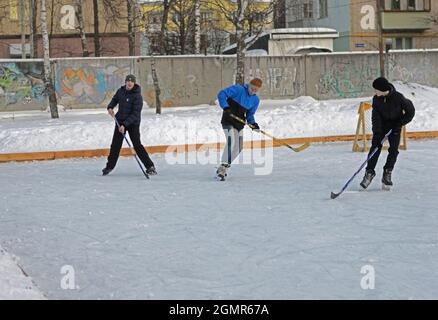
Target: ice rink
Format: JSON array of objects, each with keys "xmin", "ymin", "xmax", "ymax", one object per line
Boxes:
[{"xmin": 1, "ymin": 140, "xmax": 438, "ymax": 299}]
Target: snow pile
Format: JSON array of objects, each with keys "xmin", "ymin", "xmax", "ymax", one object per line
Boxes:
[
  {"xmin": 0, "ymin": 246, "xmax": 46, "ymax": 299},
  {"xmin": 0, "ymin": 82, "xmax": 437, "ymax": 153}
]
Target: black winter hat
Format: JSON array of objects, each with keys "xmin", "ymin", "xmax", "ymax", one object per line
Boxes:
[
  {"xmin": 125, "ymin": 74, "xmax": 136, "ymax": 83},
  {"xmin": 372, "ymin": 77, "xmax": 391, "ymax": 92}
]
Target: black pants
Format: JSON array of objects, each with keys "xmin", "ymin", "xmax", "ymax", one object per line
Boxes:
[
  {"xmin": 106, "ymin": 125, "xmax": 154, "ymax": 170},
  {"xmin": 366, "ymin": 128, "xmax": 401, "ymax": 171}
]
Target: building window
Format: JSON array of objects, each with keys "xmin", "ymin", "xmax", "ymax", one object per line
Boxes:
[
  {"xmin": 303, "ymin": 2, "xmax": 313, "ymax": 19},
  {"xmin": 407, "ymin": 0, "xmax": 416, "ymax": 10},
  {"xmin": 201, "ymin": 11, "xmax": 212, "ymax": 23},
  {"xmin": 319, "ymin": 0, "xmax": 328, "ymax": 19},
  {"xmin": 386, "ymin": 37, "xmax": 414, "ymax": 50},
  {"xmin": 291, "ymin": 3, "xmax": 303, "ymax": 21},
  {"xmin": 404, "ymin": 37, "xmax": 413, "ymax": 48},
  {"xmin": 385, "ymin": 0, "xmax": 430, "ymax": 11},
  {"xmin": 391, "ymin": 0, "xmax": 401, "ymax": 10}
]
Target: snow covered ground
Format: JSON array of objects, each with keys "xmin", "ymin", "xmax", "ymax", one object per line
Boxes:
[
  {"xmin": 0, "ymin": 81, "xmax": 437, "ymax": 153},
  {"xmin": 1, "ymin": 141, "xmax": 438, "ymax": 299},
  {"xmin": 0, "ymin": 247, "xmax": 46, "ymax": 299}
]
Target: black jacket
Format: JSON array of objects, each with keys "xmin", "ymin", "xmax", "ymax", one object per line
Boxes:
[
  {"xmin": 371, "ymin": 84, "xmax": 415, "ymax": 133},
  {"xmin": 221, "ymin": 98, "xmax": 249, "ymax": 130},
  {"xmin": 107, "ymin": 84, "xmax": 143, "ymax": 127}
]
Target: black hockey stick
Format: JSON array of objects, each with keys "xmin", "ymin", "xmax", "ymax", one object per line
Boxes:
[{"xmin": 113, "ymin": 117, "xmax": 149, "ymax": 179}]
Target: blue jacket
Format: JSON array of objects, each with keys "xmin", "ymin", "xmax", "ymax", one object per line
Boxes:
[
  {"xmin": 217, "ymin": 84, "xmax": 260, "ymax": 125},
  {"xmin": 107, "ymin": 84, "xmax": 143, "ymax": 127}
]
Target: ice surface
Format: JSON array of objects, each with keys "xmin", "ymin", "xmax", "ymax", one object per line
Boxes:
[{"xmin": 1, "ymin": 140, "xmax": 438, "ymax": 299}]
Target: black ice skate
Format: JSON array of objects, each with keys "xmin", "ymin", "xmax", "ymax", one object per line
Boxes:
[
  {"xmin": 216, "ymin": 164, "xmax": 229, "ymax": 181},
  {"xmin": 102, "ymin": 167, "xmax": 113, "ymax": 176},
  {"xmin": 146, "ymin": 166, "xmax": 157, "ymax": 175},
  {"xmin": 360, "ymin": 169, "xmax": 376, "ymax": 189},
  {"xmin": 382, "ymin": 169, "xmax": 393, "ymax": 190}
]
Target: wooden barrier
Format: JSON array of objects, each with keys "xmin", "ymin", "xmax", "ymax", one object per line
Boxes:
[{"xmin": 1, "ymin": 131, "xmax": 438, "ymax": 163}]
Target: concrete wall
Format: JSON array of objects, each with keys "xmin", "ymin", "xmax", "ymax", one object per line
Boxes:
[{"xmin": 1, "ymin": 49, "xmax": 438, "ymax": 111}]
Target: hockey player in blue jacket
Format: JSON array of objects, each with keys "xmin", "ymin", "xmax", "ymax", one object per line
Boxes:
[{"xmin": 216, "ymin": 78, "xmax": 263, "ymax": 180}]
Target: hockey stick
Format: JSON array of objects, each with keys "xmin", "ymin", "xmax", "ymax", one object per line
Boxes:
[
  {"xmin": 229, "ymin": 114, "xmax": 310, "ymax": 152},
  {"xmin": 330, "ymin": 129, "xmax": 393, "ymax": 199},
  {"xmin": 113, "ymin": 117, "xmax": 149, "ymax": 179}
]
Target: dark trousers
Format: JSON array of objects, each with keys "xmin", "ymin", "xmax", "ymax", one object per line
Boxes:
[
  {"xmin": 106, "ymin": 125, "xmax": 154, "ymax": 170},
  {"xmin": 366, "ymin": 128, "xmax": 401, "ymax": 171}
]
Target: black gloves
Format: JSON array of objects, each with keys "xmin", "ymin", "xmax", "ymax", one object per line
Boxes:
[{"xmin": 251, "ymin": 122, "xmax": 260, "ymax": 131}]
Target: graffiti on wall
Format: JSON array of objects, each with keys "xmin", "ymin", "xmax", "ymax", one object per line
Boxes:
[
  {"xmin": 317, "ymin": 61, "xmax": 379, "ymax": 98},
  {"xmin": 144, "ymin": 73, "xmax": 200, "ymax": 108},
  {"xmin": 0, "ymin": 63, "xmax": 46, "ymax": 108},
  {"xmin": 55, "ymin": 64, "xmax": 130, "ymax": 106},
  {"xmin": 388, "ymin": 56, "xmax": 434, "ymax": 85},
  {"xmin": 248, "ymin": 66, "xmax": 305, "ymax": 97}
]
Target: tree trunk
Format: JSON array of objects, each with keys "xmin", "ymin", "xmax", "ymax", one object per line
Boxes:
[
  {"xmin": 194, "ymin": 0, "xmax": 201, "ymax": 54},
  {"xmin": 179, "ymin": 17, "xmax": 186, "ymax": 54},
  {"xmin": 29, "ymin": 0, "xmax": 37, "ymax": 58},
  {"xmin": 40, "ymin": 0, "xmax": 59, "ymax": 119},
  {"xmin": 127, "ymin": 0, "xmax": 135, "ymax": 56},
  {"xmin": 76, "ymin": 0, "xmax": 89, "ymax": 57},
  {"xmin": 150, "ymin": 56, "xmax": 161, "ymax": 114},
  {"xmin": 19, "ymin": 0, "xmax": 26, "ymax": 59},
  {"xmin": 160, "ymin": 0, "xmax": 173, "ymax": 55},
  {"xmin": 235, "ymin": 0, "xmax": 248, "ymax": 85},
  {"xmin": 376, "ymin": 0, "xmax": 385, "ymax": 77},
  {"xmin": 49, "ymin": 0, "xmax": 55, "ymax": 44},
  {"xmin": 93, "ymin": 0, "xmax": 101, "ymax": 57}
]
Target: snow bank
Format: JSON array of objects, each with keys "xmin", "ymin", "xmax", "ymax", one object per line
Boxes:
[{"xmin": 0, "ymin": 82, "xmax": 437, "ymax": 153}]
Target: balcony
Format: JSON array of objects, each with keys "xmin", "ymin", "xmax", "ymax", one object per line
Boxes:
[{"xmin": 381, "ymin": 11, "xmax": 432, "ymax": 31}]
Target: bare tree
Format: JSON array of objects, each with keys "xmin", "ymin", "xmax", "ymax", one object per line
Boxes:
[
  {"xmin": 150, "ymin": 55, "xmax": 162, "ymax": 114},
  {"xmin": 160, "ymin": 0, "xmax": 175, "ymax": 55},
  {"xmin": 40, "ymin": 0, "xmax": 59, "ymax": 118},
  {"xmin": 93, "ymin": 0, "xmax": 101, "ymax": 56},
  {"xmin": 210, "ymin": 0, "xmax": 277, "ymax": 84},
  {"xmin": 75, "ymin": 0, "xmax": 89, "ymax": 57},
  {"xmin": 19, "ymin": 0, "xmax": 26, "ymax": 59},
  {"xmin": 49, "ymin": 0, "xmax": 56, "ymax": 44},
  {"xmin": 29, "ymin": 0, "xmax": 38, "ymax": 58},
  {"xmin": 273, "ymin": 0, "xmax": 286, "ymax": 28},
  {"xmin": 171, "ymin": 0, "xmax": 197, "ymax": 54},
  {"xmin": 194, "ymin": 0, "xmax": 201, "ymax": 54},
  {"xmin": 127, "ymin": 0, "xmax": 135, "ymax": 55}
]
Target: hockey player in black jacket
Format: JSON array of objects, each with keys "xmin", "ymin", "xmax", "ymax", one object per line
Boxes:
[
  {"xmin": 102, "ymin": 74, "xmax": 156, "ymax": 176},
  {"xmin": 360, "ymin": 77, "xmax": 415, "ymax": 190}
]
